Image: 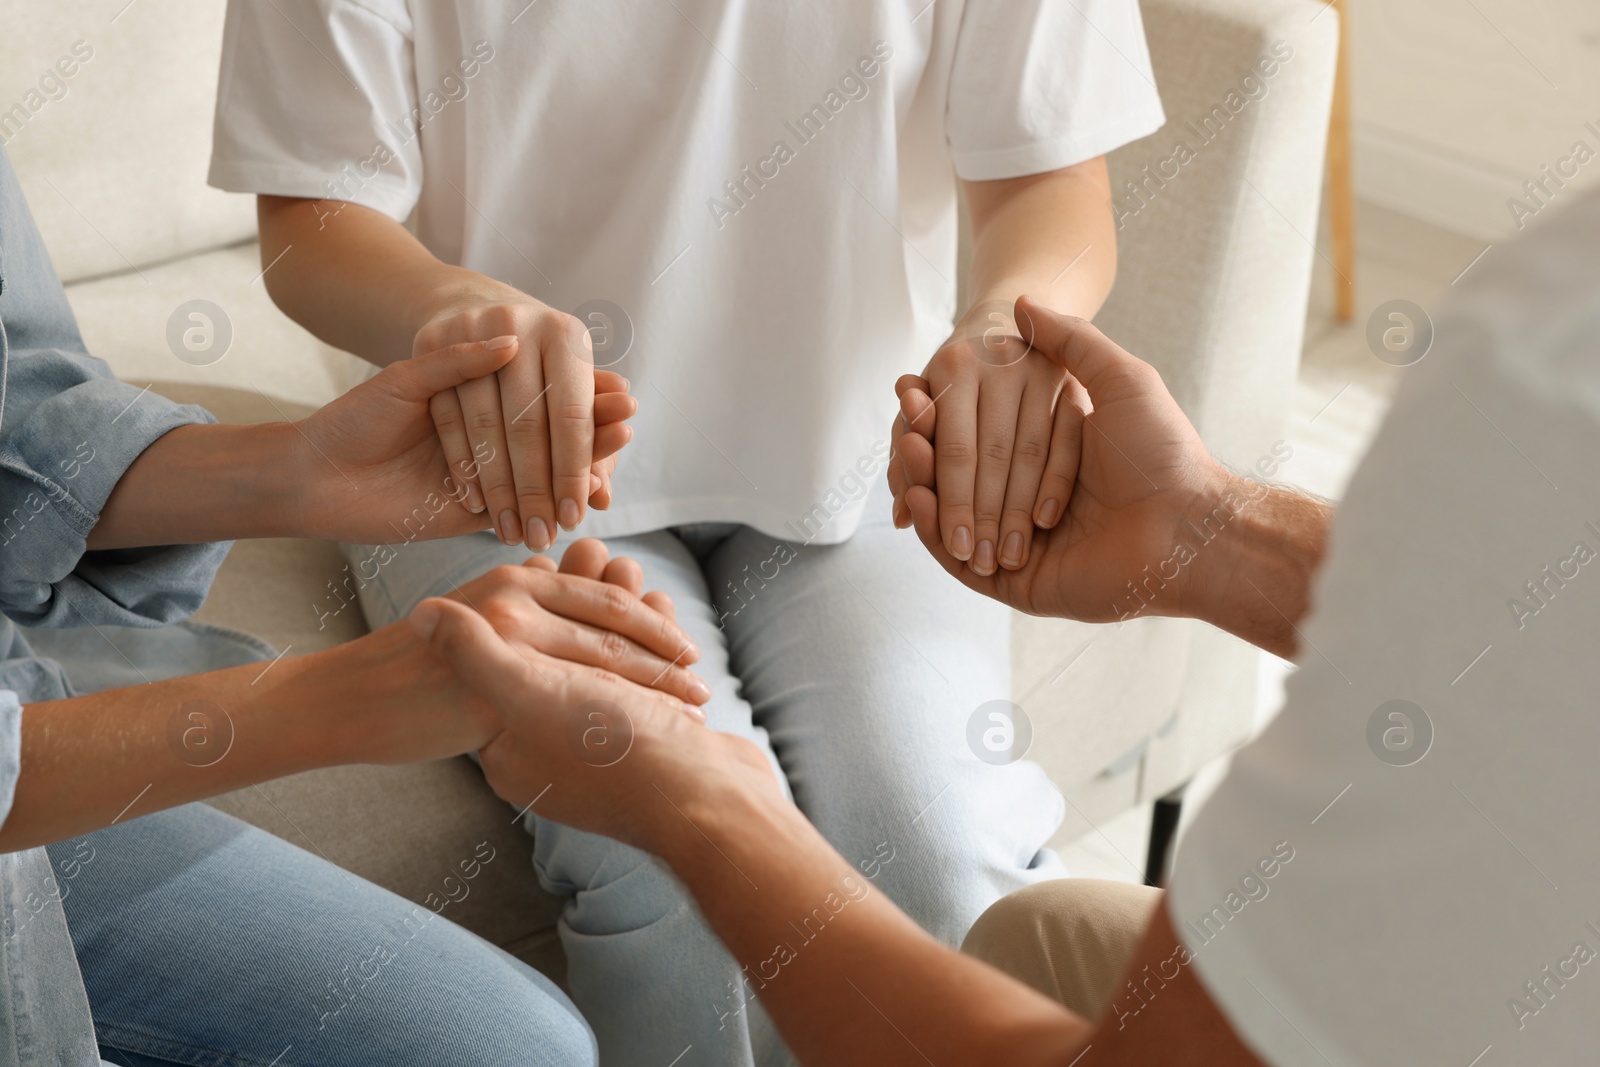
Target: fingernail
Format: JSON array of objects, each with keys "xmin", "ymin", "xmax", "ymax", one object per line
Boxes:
[
  {"xmin": 558, "ymin": 498, "xmax": 580, "ymax": 531},
  {"xmin": 951, "ymin": 525, "xmax": 973, "ymax": 559},
  {"xmin": 619, "ymin": 377, "xmax": 631, "ymax": 391},
  {"xmin": 526, "ymin": 517, "xmax": 551, "ymax": 552},
  {"xmin": 498, "ymin": 510, "xmax": 522, "ymax": 545},
  {"xmin": 688, "ymin": 679, "xmax": 713, "ymax": 704},
  {"xmin": 893, "ymin": 500, "xmax": 908, "ymax": 528},
  {"xmin": 485, "ymin": 335, "xmax": 517, "ymax": 350},
  {"xmin": 1001, "ymin": 531, "xmax": 1024, "ymax": 568},
  {"xmin": 974, "ymin": 539, "xmax": 996, "ymax": 575},
  {"xmin": 465, "ymin": 483, "xmax": 485, "ymax": 513},
  {"xmin": 1038, "ymin": 498, "xmax": 1061, "ymax": 527}
]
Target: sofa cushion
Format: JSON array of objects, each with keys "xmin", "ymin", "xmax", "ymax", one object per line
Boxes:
[
  {"xmin": 68, "ymin": 244, "xmax": 359, "ymax": 410},
  {"xmin": 2, "ymin": 1, "xmax": 255, "ymax": 283}
]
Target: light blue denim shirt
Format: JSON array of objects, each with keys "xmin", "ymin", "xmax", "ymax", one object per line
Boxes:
[{"xmin": 0, "ymin": 148, "xmax": 230, "ymax": 1063}]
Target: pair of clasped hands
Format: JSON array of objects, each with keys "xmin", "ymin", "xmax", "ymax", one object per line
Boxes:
[{"xmin": 313, "ymin": 291, "xmax": 1203, "ymax": 827}]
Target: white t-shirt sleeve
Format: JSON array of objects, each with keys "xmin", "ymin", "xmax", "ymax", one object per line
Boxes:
[
  {"xmin": 1167, "ymin": 192, "xmax": 1600, "ymax": 1064},
  {"xmin": 944, "ymin": 0, "xmax": 1165, "ymax": 180},
  {"xmin": 209, "ymin": 0, "xmax": 422, "ymax": 220}
]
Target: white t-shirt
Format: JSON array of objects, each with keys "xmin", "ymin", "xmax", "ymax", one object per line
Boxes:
[
  {"xmin": 208, "ymin": 0, "xmax": 1163, "ymax": 543},
  {"xmin": 1168, "ymin": 188, "xmax": 1600, "ymax": 1064}
]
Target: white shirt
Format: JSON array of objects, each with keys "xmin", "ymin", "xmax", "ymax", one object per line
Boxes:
[
  {"xmin": 208, "ymin": 0, "xmax": 1163, "ymax": 543},
  {"xmin": 1169, "ymin": 188, "xmax": 1600, "ymax": 1065}
]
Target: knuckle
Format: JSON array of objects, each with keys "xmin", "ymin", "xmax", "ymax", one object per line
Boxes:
[
  {"xmin": 601, "ymin": 584, "xmax": 632, "ymax": 617},
  {"xmin": 598, "ymin": 631, "xmax": 630, "ymax": 665},
  {"xmin": 553, "ymin": 401, "xmax": 592, "ymax": 426},
  {"xmin": 979, "ymin": 440, "xmax": 1013, "ymax": 463},
  {"xmin": 1011, "ymin": 437, "xmax": 1049, "ymax": 462},
  {"xmin": 935, "ymin": 439, "xmax": 973, "ymax": 463},
  {"xmin": 466, "ymin": 409, "xmax": 503, "ymax": 435}
]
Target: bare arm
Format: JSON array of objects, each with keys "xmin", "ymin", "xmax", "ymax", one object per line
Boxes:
[
  {"xmin": 256, "ymin": 196, "xmax": 512, "ymax": 366},
  {"xmin": 913, "ymin": 160, "xmax": 1118, "ymax": 578},
  {"xmin": 6, "ymin": 546, "xmax": 706, "ymax": 854},
  {"xmin": 258, "ymin": 195, "xmax": 601, "ymax": 552}
]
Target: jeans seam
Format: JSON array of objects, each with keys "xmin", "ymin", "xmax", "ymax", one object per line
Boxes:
[{"xmin": 97, "ymin": 1019, "xmax": 282, "ymax": 1067}]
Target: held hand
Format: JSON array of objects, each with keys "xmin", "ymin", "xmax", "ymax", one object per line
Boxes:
[
  {"xmin": 905, "ymin": 306, "xmax": 1090, "ymax": 576},
  {"xmin": 410, "ymin": 540, "xmax": 778, "ymax": 850},
  {"xmin": 416, "ymin": 293, "xmax": 602, "ymax": 552},
  {"xmin": 295, "ymin": 338, "xmax": 634, "ymax": 545},
  {"xmin": 899, "ymin": 297, "xmax": 1221, "ymax": 622}
]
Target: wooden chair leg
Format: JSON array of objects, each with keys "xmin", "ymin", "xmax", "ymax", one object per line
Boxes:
[{"xmin": 1327, "ymin": 0, "xmax": 1357, "ymax": 321}]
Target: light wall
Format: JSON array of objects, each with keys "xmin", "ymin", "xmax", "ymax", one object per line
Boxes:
[{"xmin": 1351, "ymin": 0, "xmax": 1600, "ymax": 240}]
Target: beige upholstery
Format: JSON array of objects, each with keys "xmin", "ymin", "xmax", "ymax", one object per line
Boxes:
[{"xmin": 7, "ymin": 0, "xmax": 1335, "ymax": 980}]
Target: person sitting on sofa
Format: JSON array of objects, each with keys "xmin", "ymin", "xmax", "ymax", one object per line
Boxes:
[
  {"xmin": 206, "ymin": 3, "xmax": 1167, "ymax": 1062},
  {"xmin": 0, "ymin": 146, "xmax": 706, "ymax": 1066},
  {"xmin": 414, "ymin": 186, "xmax": 1600, "ymax": 1064}
]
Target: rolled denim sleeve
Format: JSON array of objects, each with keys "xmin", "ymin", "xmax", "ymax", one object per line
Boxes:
[{"xmin": 0, "ymin": 346, "xmax": 230, "ymax": 629}]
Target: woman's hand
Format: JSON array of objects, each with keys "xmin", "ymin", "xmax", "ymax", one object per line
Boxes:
[
  {"xmin": 296, "ymin": 337, "xmax": 636, "ymax": 545},
  {"xmin": 415, "ymin": 291, "xmax": 610, "ymax": 551},
  {"xmin": 894, "ymin": 297, "xmax": 1220, "ymax": 622},
  {"xmin": 893, "ymin": 303, "xmax": 1090, "ymax": 576}
]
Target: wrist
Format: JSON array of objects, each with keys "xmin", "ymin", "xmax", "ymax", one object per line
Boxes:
[
  {"xmin": 1176, "ymin": 467, "xmax": 1331, "ymax": 657},
  {"xmin": 278, "ymin": 622, "xmax": 495, "ymax": 768}
]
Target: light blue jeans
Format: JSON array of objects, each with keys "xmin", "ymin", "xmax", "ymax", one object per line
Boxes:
[{"xmin": 344, "ymin": 481, "xmax": 1068, "ymax": 1066}]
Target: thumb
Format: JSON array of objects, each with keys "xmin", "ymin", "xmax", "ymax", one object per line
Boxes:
[
  {"xmin": 1015, "ymin": 296, "xmax": 1153, "ymax": 403},
  {"xmin": 408, "ymin": 596, "xmax": 533, "ymax": 707},
  {"xmin": 388, "ymin": 336, "xmax": 520, "ymax": 401}
]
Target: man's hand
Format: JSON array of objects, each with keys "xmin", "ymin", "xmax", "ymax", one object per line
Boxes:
[
  {"xmin": 415, "ymin": 292, "xmax": 602, "ymax": 551},
  {"xmin": 296, "ymin": 337, "xmax": 634, "ymax": 545},
  {"xmin": 895, "ymin": 297, "xmax": 1220, "ymax": 621},
  {"xmin": 411, "ymin": 539, "xmax": 779, "ymax": 851}
]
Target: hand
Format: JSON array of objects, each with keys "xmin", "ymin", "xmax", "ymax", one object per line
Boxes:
[
  {"xmin": 898, "ymin": 297, "xmax": 1221, "ymax": 622},
  {"xmin": 410, "ymin": 540, "xmax": 780, "ymax": 851},
  {"xmin": 295, "ymin": 338, "xmax": 635, "ymax": 545},
  {"xmin": 895, "ymin": 304, "xmax": 1090, "ymax": 577},
  {"xmin": 415, "ymin": 290, "xmax": 605, "ymax": 551}
]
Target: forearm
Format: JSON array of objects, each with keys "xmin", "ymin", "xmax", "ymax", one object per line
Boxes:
[
  {"xmin": 6, "ymin": 622, "xmax": 469, "ymax": 852},
  {"xmin": 87, "ymin": 422, "xmax": 307, "ymax": 549},
  {"xmin": 1179, "ymin": 469, "xmax": 1334, "ymax": 659},
  {"xmin": 963, "ymin": 159, "xmax": 1118, "ymax": 324},
  {"xmin": 657, "ymin": 776, "xmax": 1089, "ymax": 1066},
  {"xmin": 257, "ymin": 195, "xmax": 516, "ymax": 365}
]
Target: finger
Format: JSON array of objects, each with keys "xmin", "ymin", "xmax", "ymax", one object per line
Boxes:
[
  {"xmin": 557, "ymin": 538, "xmax": 612, "ymax": 581},
  {"xmin": 530, "ymin": 571, "xmax": 699, "ymax": 665},
  {"xmin": 430, "ymin": 388, "xmax": 486, "ymax": 514},
  {"xmin": 544, "ymin": 315, "xmax": 597, "ymax": 534},
  {"xmin": 1016, "ymin": 296, "xmax": 1155, "ymax": 403},
  {"xmin": 641, "ymin": 590, "xmax": 677, "ymax": 623},
  {"xmin": 996, "ymin": 373, "xmax": 1057, "ymax": 571},
  {"xmin": 1036, "ymin": 376, "xmax": 1090, "ymax": 529},
  {"xmin": 392, "ymin": 336, "xmax": 519, "ymax": 399},
  {"xmin": 600, "ymin": 556, "xmax": 645, "ymax": 597},
  {"xmin": 544, "ymin": 619, "xmax": 710, "ymax": 705},
  {"xmin": 594, "ymin": 369, "xmax": 631, "ymax": 395},
  {"xmin": 588, "ymin": 461, "xmax": 614, "ymax": 511},
  {"xmin": 898, "ymin": 385, "xmax": 937, "ymax": 441},
  {"xmin": 905, "ymin": 486, "xmax": 992, "ymax": 599},
  {"xmin": 456, "ymin": 377, "xmax": 520, "ymax": 545},
  {"xmin": 900, "ymin": 429, "xmax": 936, "ymax": 489},
  {"xmin": 594, "ymin": 391, "xmax": 637, "ymax": 427},
  {"xmin": 495, "ymin": 343, "xmax": 556, "ymax": 552},
  {"xmin": 929, "ymin": 356, "xmax": 978, "ymax": 562},
  {"xmin": 522, "ymin": 555, "xmax": 559, "ymax": 572},
  {"xmin": 970, "ymin": 370, "xmax": 1023, "ymax": 577},
  {"xmin": 593, "ymin": 421, "xmax": 632, "ymax": 463}
]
